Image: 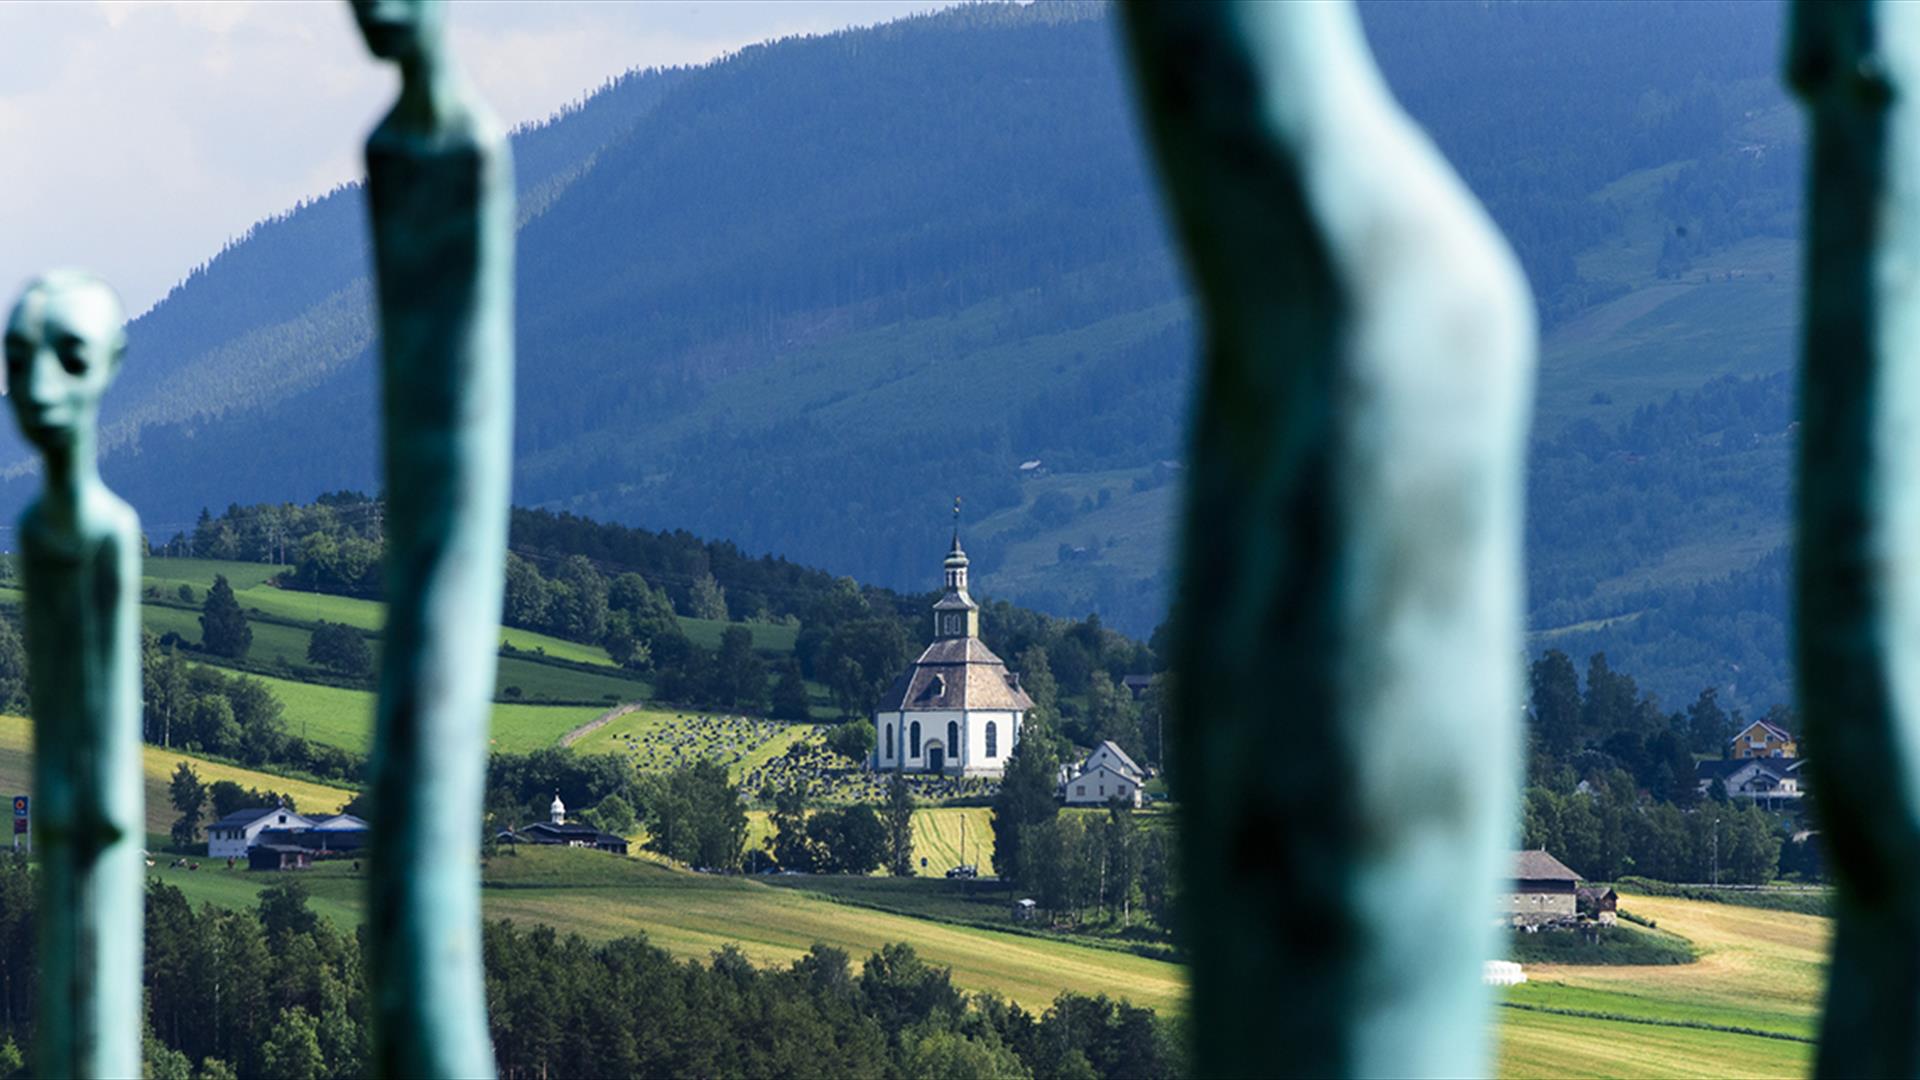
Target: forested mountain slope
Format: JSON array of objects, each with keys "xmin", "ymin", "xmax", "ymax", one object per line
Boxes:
[{"xmin": 6, "ymin": 1, "xmax": 1803, "ymax": 709}]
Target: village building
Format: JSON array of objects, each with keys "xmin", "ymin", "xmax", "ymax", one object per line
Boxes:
[
  {"xmin": 497, "ymin": 794, "xmax": 630, "ymax": 855},
  {"xmin": 1729, "ymin": 717, "xmax": 1797, "ymax": 759},
  {"xmin": 1060, "ymin": 740, "xmax": 1148, "ymax": 807},
  {"xmin": 1695, "ymin": 756, "xmax": 1805, "ymax": 808},
  {"xmin": 1577, "ymin": 885, "xmax": 1619, "ymax": 926},
  {"xmin": 871, "ymin": 535, "xmax": 1033, "ymax": 777},
  {"xmin": 1502, "ymin": 849, "xmax": 1581, "ymax": 926},
  {"xmin": 248, "ymin": 844, "xmax": 313, "ymax": 872},
  {"xmin": 207, "ymin": 805, "xmax": 314, "ymax": 860}
]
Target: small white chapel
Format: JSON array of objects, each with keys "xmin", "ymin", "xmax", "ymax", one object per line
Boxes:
[{"xmin": 871, "ymin": 533, "xmax": 1033, "ymax": 777}]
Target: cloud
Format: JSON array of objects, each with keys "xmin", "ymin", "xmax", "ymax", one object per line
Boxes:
[{"xmin": 0, "ymin": 0, "xmax": 950, "ymax": 315}]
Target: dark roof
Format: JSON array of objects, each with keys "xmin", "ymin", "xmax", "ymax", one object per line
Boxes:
[
  {"xmin": 209, "ymin": 806, "xmax": 296, "ymax": 831},
  {"xmin": 514, "ymin": 822, "xmax": 627, "ymax": 847},
  {"xmin": 1512, "ymin": 850, "xmax": 1580, "ymax": 883},
  {"xmin": 877, "ymin": 638, "xmax": 1036, "ymax": 712}
]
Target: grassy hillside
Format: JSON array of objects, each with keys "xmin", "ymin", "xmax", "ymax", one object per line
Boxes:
[
  {"xmin": 231, "ymin": 669, "xmax": 604, "ymax": 756},
  {"xmin": 1495, "ymin": 893, "xmax": 1825, "ymax": 1078},
  {"xmin": 0, "ymin": 714, "xmax": 355, "ymax": 837},
  {"xmin": 146, "ymin": 845, "xmax": 1187, "ymax": 1016}
]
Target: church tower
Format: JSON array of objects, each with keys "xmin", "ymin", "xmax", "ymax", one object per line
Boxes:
[
  {"xmin": 933, "ymin": 532, "xmax": 981, "ymax": 640},
  {"xmin": 870, "ymin": 532, "xmax": 1033, "ymax": 778},
  {"xmin": 550, "ymin": 793, "xmax": 566, "ymax": 825}
]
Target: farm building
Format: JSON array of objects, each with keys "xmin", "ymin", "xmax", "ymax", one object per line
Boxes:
[
  {"xmin": 208, "ymin": 805, "xmax": 314, "ymax": 860},
  {"xmin": 870, "ymin": 535, "xmax": 1032, "ymax": 778},
  {"xmin": 1577, "ymin": 886, "xmax": 1618, "ymax": 926},
  {"xmin": 1502, "ymin": 849, "xmax": 1581, "ymax": 926},
  {"xmin": 248, "ymin": 844, "xmax": 313, "ymax": 872},
  {"xmin": 497, "ymin": 794, "xmax": 629, "ymax": 854}
]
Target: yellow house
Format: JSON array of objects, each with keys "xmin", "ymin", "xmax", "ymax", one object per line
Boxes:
[{"xmin": 1729, "ymin": 718, "xmax": 1797, "ymax": 760}]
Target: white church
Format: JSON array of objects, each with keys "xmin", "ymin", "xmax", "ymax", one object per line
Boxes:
[{"xmin": 871, "ymin": 534, "xmax": 1033, "ymax": 777}]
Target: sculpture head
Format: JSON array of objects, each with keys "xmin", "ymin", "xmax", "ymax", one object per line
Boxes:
[
  {"xmin": 349, "ymin": 0, "xmax": 446, "ymax": 63},
  {"xmin": 4, "ymin": 271, "xmax": 126, "ymax": 452}
]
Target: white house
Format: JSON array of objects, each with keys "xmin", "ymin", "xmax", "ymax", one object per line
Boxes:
[
  {"xmin": 871, "ymin": 534, "xmax": 1033, "ymax": 778},
  {"xmin": 1059, "ymin": 740, "xmax": 1148, "ymax": 807},
  {"xmin": 1696, "ymin": 757, "xmax": 1805, "ymax": 807},
  {"xmin": 207, "ymin": 805, "xmax": 314, "ymax": 860}
]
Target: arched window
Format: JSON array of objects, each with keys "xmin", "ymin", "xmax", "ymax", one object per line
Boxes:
[
  {"xmin": 985, "ymin": 721, "xmax": 999, "ymax": 758},
  {"xmin": 947, "ymin": 720, "xmax": 959, "ymax": 756},
  {"xmin": 885, "ymin": 723, "xmax": 893, "ymax": 760},
  {"xmin": 910, "ymin": 721, "xmax": 922, "ymax": 758}
]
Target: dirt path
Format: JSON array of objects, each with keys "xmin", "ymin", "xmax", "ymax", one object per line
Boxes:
[{"xmin": 560, "ymin": 702, "xmax": 644, "ymax": 748}]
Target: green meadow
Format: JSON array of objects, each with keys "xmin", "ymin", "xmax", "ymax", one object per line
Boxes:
[{"xmin": 146, "ymin": 845, "xmax": 1188, "ymax": 1017}]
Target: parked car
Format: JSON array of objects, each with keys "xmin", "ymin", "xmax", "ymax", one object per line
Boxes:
[{"xmin": 945, "ymin": 864, "xmax": 979, "ymax": 879}]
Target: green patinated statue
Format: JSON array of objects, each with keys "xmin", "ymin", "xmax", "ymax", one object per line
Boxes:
[
  {"xmin": 350, "ymin": 0, "xmax": 513, "ymax": 1074},
  {"xmin": 1788, "ymin": 3, "xmax": 1920, "ymax": 1074},
  {"xmin": 1118, "ymin": 3, "xmax": 1536, "ymax": 1075},
  {"xmin": 3, "ymin": 271, "xmax": 142, "ymax": 1079}
]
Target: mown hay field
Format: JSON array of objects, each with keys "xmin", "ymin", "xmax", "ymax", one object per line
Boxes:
[
  {"xmin": 0, "ymin": 713, "xmax": 356, "ymax": 837},
  {"xmin": 148, "ymin": 845, "xmax": 1187, "ymax": 1016},
  {"xmin": 1496, "ymin": 893, "xmax": 1826, "ymax": 1078}
]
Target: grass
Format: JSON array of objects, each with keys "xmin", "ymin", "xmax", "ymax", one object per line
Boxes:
[
  {"xmin": 679, "ymin": 617, "xmax": 799, "ymax": 655},
  {"xmin": 224, "ymin": 669, "xmax": 604, "ymax": 755},
  {"xmin": 495, "ymin": 655, "xmax": 648, "ymax": 705},
  {"xmin": 143, "ymin": 558, "xmax": 285, "ymax": 595},
  {"xmin": 148, "ymin": 845, "xmax": 1188, "ymax": 1016},
  {"xmin": 0, "ymin": 713, "xmax": 356, "ymax": 836},
  {"xmin": 741, "ymin": 806, "xmax": 996, "ymax": 878},
  {"xmin": 1494, "ymin": 893, "xmax": 1829, "ymax": 1077},
  {"xmin": 1505, "ymin": 922, "xmax": 1695, "ymax": 966}
]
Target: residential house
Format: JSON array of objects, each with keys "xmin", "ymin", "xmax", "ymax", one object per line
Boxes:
[
  {"xmin": 1502, "ymin": 849, "xmax": 1581, "ymax": 927},
  {"xmin": 1059, "ymin": 739, "xmax": 1148, "ymax": 807},
  {"xmin": 1696, "ymin": 757, "xmax": 1805, "ymax": 808},
  {"xmin": 1729, "ymin": 718, "xmax": 1798, "ymax": 760}
]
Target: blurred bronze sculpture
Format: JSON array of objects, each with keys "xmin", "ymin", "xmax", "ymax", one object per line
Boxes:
[
  {"xmin": 3, "ymin": 271, "xmax": 143, "ymax": 1079},
  {"xmin": 1119, "ymin": 3, "xmax": 1536, "ymax": 1074},
  {"xmin": 1789, "ymin": 3, "xmax": 1920, "ymax": 1074},
  {"xmin": 351, "ymin": 0, "xmax": 513, "ymax": 1074}
]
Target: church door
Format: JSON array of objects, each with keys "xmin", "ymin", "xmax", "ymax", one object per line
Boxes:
[{"xmin": 928, "ymin": 745, "xmax": 945, "ymax": 773}]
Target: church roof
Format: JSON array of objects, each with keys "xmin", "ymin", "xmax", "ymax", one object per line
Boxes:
[{"xmin": 877, "ymin": 637, "xmax": 1036, "ymax": 712}]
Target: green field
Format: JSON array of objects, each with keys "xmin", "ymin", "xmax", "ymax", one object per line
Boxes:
[
  {"xmin": 147, "ymin": 845, "xmax": 1187, "ymax": 1016},
  {"xmin": 1495, "ymin": 893, "xmax": 1826, "ymax": 1078},
  {"xmin": 741, "ymin": 806, "xmax": 995, "ymax": 878},
  {"xmin": 0, "ymin": 713, "xmax": 356, "ymax": 837},
  {"xmin": 228, "ymin": 669, "xmax": 605, "ymax": 755}
]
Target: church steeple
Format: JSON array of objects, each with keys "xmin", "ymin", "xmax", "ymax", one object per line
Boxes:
[{"xmin": 933, "ymin": 529, "xmax": 979, "ymax": 639}]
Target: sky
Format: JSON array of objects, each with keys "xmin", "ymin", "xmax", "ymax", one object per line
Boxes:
[{"xmin": 0, "ymin": 1, "xmax": 954, "ymax": 316}]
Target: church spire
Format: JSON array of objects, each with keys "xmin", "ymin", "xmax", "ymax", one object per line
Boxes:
[{"xmin": 934, "ymin": 501, "xmax": 979, "ymax": 639}]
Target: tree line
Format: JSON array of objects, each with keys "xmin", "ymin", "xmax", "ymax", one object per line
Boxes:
[
  {"xmin": 0, "ymin": 856, "xmax": 1181, "ymax": 1079},
  {"xmin": 1523, "ymin": 648, "xmax": 1810, "ymax": 884}
]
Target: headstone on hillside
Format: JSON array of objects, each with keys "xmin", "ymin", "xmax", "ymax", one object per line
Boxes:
[
  {"xmin": 5, "ymin": 271, "xmax": 144, "ymax": 1079},
  {"xmin": 351, "ymin": 0, "xmax": 514, "ymax": 1075},
  {"xmin": 1120, "ymin": 3, "xmax": 1535, "ymax": 1076}
]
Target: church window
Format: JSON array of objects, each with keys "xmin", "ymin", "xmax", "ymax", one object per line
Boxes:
[
  {"xmin": 985, "ymin": 721, "xmax": 998, "ymax": 758},
  {"xmin": 910, "ymin": 721, "xmax": 922, "ymax": 758},
  {"xmin": 885, "ymin": 724, "xmax": 893, "ymax": 759},
  {"xmin": 947, "ymin": 721, "xmax": 959, "ymax": 756}
]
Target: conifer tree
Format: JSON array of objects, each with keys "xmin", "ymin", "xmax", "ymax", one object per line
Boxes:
[
  {"xmin": 884, "ymin": 772, "xmax": 915, "ymax": 876},
  {"xmin": 199, "ymin": 574, "xmax": 253, "ymax": 659}
]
